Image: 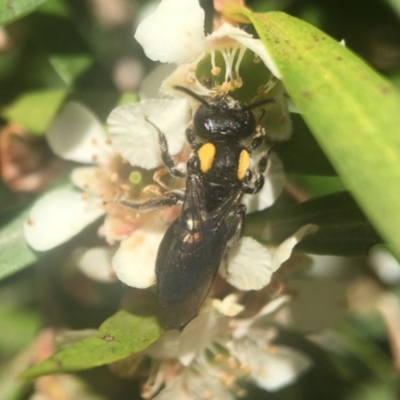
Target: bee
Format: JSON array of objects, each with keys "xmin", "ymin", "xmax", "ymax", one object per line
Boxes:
[{"xmin": 121, "ymin": 86, "xmax": 274, "ymax": 329}]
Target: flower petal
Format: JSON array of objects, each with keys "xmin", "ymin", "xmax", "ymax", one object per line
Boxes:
[
  {"xmin": 368, "ymin": 245, "xmax": 400, "ymax": 284},
  {"xmin": 99, "ymin": 213, "xmax": 138, "ymax": 244},
  {"xmin": 242, "ymin": 152, "xmax": 284, "ymax": 213},
  {"xmin": 70, "ymin": 166, "xmax": 102, "ymax": 195},
  {"xmin": 134, "ymin": 0, "xmax": 205, "ymax": 64},
  {"xmin": 153, "ymin": 377, "xmax": 189, "ymax": 400},
  {"xmin": 112, "ymin": 221, "xmax": 166, "ymax": 288},
  {"xmin": 108, "ymin": 99, "xmax": 190, "ymax": 169},
  {"xmin": 24, "ymin": 187, "xmax": 104, "ymax": 251},
  {"xmin": 257, "ymin": 82, "xmax": 292, "ymax": 141},
  {"xmin": 234, "ymin": 339, "xmax": 311, "ymax": 391},
  {"xmin": 178, "ymin": 308, "xmax": 228, "ymax": 366},
  {"xmin": 139, "ymin": 64, "xmax": 177, "ymax": 100},
  {"xmin": 212, "ymin": 294, "xmax": 244, "ymax": 317},
  {"xmin": 47, "ymin": 102, "xmax": 111, "ymax": 164},
  {"xmin": 221, "ymin": 237, "xmax": 273, "ymax": 290},
  {"xmin": 209, "ymin": 23, "xmax": 281, "ymax": 79},
  {"xmin": 145, "ymin": 329, "xmax": 180, "ymax": 360},
  {"xmin": 184, "ymin": 366, "xmax": 236, "ymax": 400},
  {"xmin": 77, "ymin": 246, "xmax": 117, "ymax": 283},
  {"xmin": 272, "ymin": 224, "xmax": 319, "ymax": 271}
]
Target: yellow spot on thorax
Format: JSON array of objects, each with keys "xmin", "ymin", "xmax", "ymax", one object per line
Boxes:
[
  {"xmin": 237, "ymin": 149, "xmax": 250, "ymax": 180},
  {"xmin": 198, "ymin": 143, "xmax": 216, "ymax": 173}
]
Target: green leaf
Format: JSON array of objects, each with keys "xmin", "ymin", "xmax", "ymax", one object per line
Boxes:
[
  {"xmin": 21, "ymin": 305, "xmax": 163, "ymax": 379},
  {"xmin": 385, "ymin": 0, "xmax": 400, "ymax": 18},
  {"xmin": 227, "ymin": 8, "xmax": 400, "ymax": 260},
  {"xmin": 0, "ymin": 208, "xmax": 37, "ymax": 281},
  {"xmin": 0, "ymin": 305, "xmax": 40, "ymax": 354},
  {"xmin": 276, "ymin": 114, "xmax": 337, "ymax": 176},
  {"xmin": 334, "ymin": 318, "xmax": 392, "ymax": 381},
  {"xmin": 1, "ymin": 89, "xmax": 68, "ymax": 134},
  {"xmin": 29, "ymin": 13, "xmax": 94, "ymax": 86},
  {"xmin": 117, "ymin": 92, "xmax": 139, "ymax": 106},
  {"xmin": 246, "ymin": 191, "xmax": 381, "ymax": 256},
  {"xmin": 289, "ymin": 175, "xmax": 346, "ymax": 197},
  {"xmin": 0, "ymin": 0, "xmax": 48, "ymax": 27}
]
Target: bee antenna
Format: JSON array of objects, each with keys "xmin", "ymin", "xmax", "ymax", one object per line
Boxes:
[
  {"xmin": 242, "ymin": 98, "xmax": 276, "ymax": 111},
  {"xmin": 173, "ymin": 86, "xmax": 210, "ymax": 107}
]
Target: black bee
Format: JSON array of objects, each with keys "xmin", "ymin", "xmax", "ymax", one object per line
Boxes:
[{"xmin": 122, "ymin": 87, "xmax": 274, "ymax": 329}]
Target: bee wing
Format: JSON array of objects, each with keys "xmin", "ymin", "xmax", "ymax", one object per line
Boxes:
[{"xmin": 155, "ymin": 175, "xmax": 243, "ymax": 329}]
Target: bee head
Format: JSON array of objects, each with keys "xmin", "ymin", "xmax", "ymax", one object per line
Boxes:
[{"xmin": 173, "ymin": 86, "xmax": 274, "ymax": 141}]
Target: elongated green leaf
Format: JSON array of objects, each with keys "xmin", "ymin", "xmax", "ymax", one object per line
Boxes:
[
  {"xmin": 0, "ymin": 208, "xmax": 37, "ymax": 281},
  {"xmin": 21, "ymin": 305, "xmax": 163, "ymax": 379},
  {"xmin": 29, "ymin": 13, "xmax": 94, "ymax": 86},
  {"xmin": 1, "ymin": 89, "xmax": 68, "ymax": 134},
  {"xmin": 289, "ymin": 175, "xmax": 346, "ymax": 197},
  {"xmin": 0, "ymin": 0, "xmax": 47, "ymax": 26},
  {"xmin": 385, "ymin": 0, "xmax": 400, "ymax": 17},
  {"xmin": 0, "ymin": 305, "xmax": 40, "ymax": 353},
  {"xmin": 277, "ymin": 114, "xmax": 337, "ymax": 176},
  {"xmin": 227, "ymin": 8, "xmax": 400, "ymax": 260},
  {"xmin": 246, "ymin": 191, "xmax": 381, "ymax": 256}
]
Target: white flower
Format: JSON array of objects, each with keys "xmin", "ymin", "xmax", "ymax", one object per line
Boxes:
[
  {"xmin": 24, "ymin": 0, "xmax": 308, "ymax": 305},
  {"xmin": 107, "ymin": 0, "xmax": 302, "ymax": 289},
  {"xmin": 108, "ymin": 98, "xmax": 190, "ymax": 170},
  {"xmin": 134, "ymin": 0, "xmax": 291, "ymax": 140},
  {"xmin": 368, "ymin": 245, "xmax": 400, "ymax": 284},
  {"xmin": 23, "ymin": 102, "xmax": 185, "ymax": 286},
  {"xmin": 23, "ymin": 102, "xmax": 111, "ymax": 251},
  {"xmin": 139, "ymin": 295, "xmax": 311, "ymax": 399},
  {"xmin": 135, "ymin": 0, "xmax": 280, "ymax": 80},
  {"xmin": 107, "ymin": 106, "xmax": 289, "ymax": 291}
]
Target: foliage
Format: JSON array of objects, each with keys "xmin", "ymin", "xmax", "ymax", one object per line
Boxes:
[{"xmin": 1, "ymin": 0, "xmax": 400, "ymax": 399}]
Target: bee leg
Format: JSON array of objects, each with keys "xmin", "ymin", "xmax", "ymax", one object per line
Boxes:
[
  {"xmin": 228, "ymin": 205, "xmax": 247, "ymax": 241},
  {"xmin": 222, "ymin": 205, "xmax": 247, "ymax": 271},
  {"xmin": 116, "ymin": 190, "xmax": 184, "ymax": 213},
  {"xmin": 145, "ymin": 118, "xmax": 186, "ymax": 178},
  {"xmin": 247, "ymin": 125, "xmax": 266, "ymax": 152},
  {"xmin": 243, "ymin": 147, "xmax": 274, "ymax": 194},
  {"xmin": 186, "ymin": 126, "xmax": 201, "ymax": 150}
]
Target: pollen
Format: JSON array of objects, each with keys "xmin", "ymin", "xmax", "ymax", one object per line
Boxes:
[
  {"xmin": 237, "ymin": 149, "xmax": 250, "ymax": 180},
  {"xmin": 211, "ymin": 66, "xmax": 221, "ymax": 76},
  {"xmin": 232, "ymin": 77, "xmax": 243, "ymax": 89},
  {"xmin": 239, "ymin": 364, "xmax": 251, "ymax": 375},
  {"xmin": 219, "ymin": 371, "xmax": 235, "ymax": 388},
  {"xmin": 220, "ymin": 81, "xmax": 232, "ymax": 92},
  {"xmin": 198, "ymin": 143, "xmax": 216, "ymax": 173}
]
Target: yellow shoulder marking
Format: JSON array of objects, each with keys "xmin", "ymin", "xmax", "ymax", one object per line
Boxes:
[
  {"xmin": 198, "ymin": 143, "xmax": 216, "ymax": 173},
  {"xmin": 237, "ymin": 149, "xmax": 250, "ymax": 180}
]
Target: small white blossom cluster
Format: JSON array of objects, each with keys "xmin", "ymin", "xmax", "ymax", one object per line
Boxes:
[
  {"xmin": 115, "ymin": 294, "xmax": 311, "ymax": 399},
  {"xmin": 23, "ymin": 0, "xmax": 310, "ymax": 290},
  {"xmin": 24, "ymin": 0, "xmax": 316, "ymax": 395}
]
